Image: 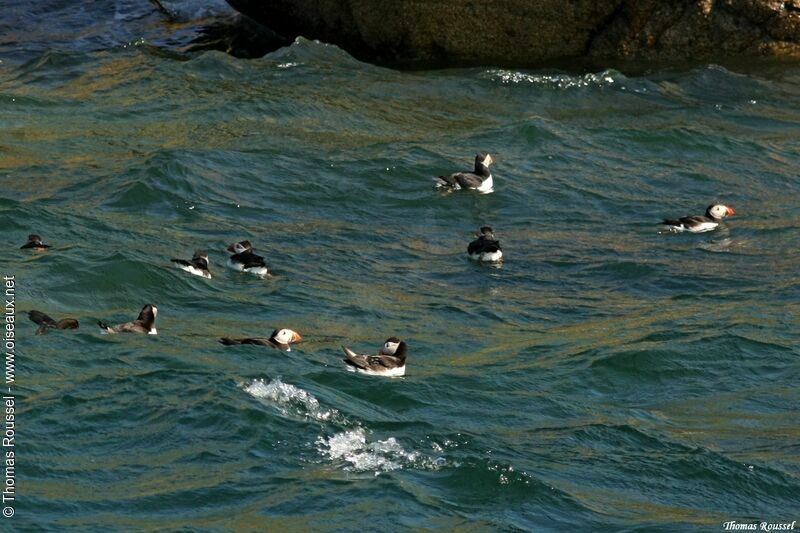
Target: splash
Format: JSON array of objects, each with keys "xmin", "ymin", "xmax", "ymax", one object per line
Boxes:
[
  {"xmin": 486, "ymin": 69, "xmax": 620, "ymax": 89},
  {"xmin": 241, "ymin": 378, "xmax": 341, "ymax": 423},
  {"xmin": 242, "ymin": 378, "xmax": 444, "ymax": 474},
  {"xmin": 316, "ymin": 428, "xmax": 445, "ymax": 474}
]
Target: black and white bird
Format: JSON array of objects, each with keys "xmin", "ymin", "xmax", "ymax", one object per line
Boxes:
[
  {"xmin": 21, "ymin": 234, "xmax": 50, "ymax": 250},
  {"xmin": 28, "ymin": 310, "xmax": 79, "ymax": 335},
  {"xmin": 226, "ymin": 240, "xmax": 269, "ymax": 278},
  {"xmin": 435, "ymin": 153, "xmax": 495, "ymax": 193},
  {"xmin": 342, "ymin": 337, "xmax": 407, "ymax": 377},
  {"xmin": 171, "ymin": 250, "xmax": 211, "ymax": 279},
  {"xmin": 98, "ymin": 304, "xmax": 158, "ymax": 335},
  {"xmin": 662, "ymin": 204, "xmax": 735, "ymax": 233},
  {"xmin": 219, "ymin": 328, "xmax": 302, "ymax": 351},
  {"xmin": 468, "ymin": 226, "xmax": 503, "ymax": 262}
]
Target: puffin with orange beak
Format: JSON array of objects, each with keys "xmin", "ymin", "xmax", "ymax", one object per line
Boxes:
[
  {"xmin": 219, "ymin": 328, "xmax": 302, "ymax": 351},
  {"xmin": 662, "ymin": 204, "xmax": 735, "ymax": 233}
]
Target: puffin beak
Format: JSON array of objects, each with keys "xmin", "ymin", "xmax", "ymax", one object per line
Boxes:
[
  {"xmin": 727, "ymin": 207, "xmax": 735, "ymax": 216},
  {"xmin": 292, "ymin": 332, "xmax": 302, "ymax": 342},
  {"xmin": 227, "ymin": 243, "xmax": 236, "ymax": 252}
]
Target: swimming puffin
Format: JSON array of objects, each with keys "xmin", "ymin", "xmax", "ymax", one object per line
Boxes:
[
  {"xmin": 98, "ymin": 304, "xmax": 158, "ymax": 335},
  {"xmin": 171, "ymin": 250, "xmax": 211, "ymax": 279},
  {"xmin": 662, "ymin": 204, "xmax": 735, "ymax": 233},
  {"xmin": 468, "ymin": 226, "xmax": 503, "ymax": 262},
  {"xmin": 341, "ymin": 337, "xmax": 407, "ymax": 377},
  {"xmin": 21, "ymin": 234, "xmax": 50, "ymax": 250},
  {"xmin": 435, "ymin": 153, "xmax": 494, "ymax": 193},
  {"xmin": 219, "ymin": 328, "xmax": 302, "ymax": 351},
  {"xmin": 226, "ymin": 240, "xmax": 269, "ymax": 278},
  {"xmin": 28, "ymin": 310, "xmax": 79, "ymax": 335}
]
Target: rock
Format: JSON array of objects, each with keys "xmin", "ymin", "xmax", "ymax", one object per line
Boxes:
[
  {"xmin": 183, "ymin": 13, "xmax": 290, "ymax": 58},
  {"xmin": 224, "ymin": 0, "xmax": 800, "ymax": 67}
]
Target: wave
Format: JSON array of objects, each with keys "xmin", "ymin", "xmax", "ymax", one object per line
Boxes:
[
  {"xmin": 484, "ymin": 68, "xmax": 625, "ymax": 90},
  {"xmin": 242, "ymin": 377, "xmax": 344, "ymax": 424},
  {"xmin": 316, "ymin": 428, "xmax": 445, "ymax": 474},
  {"xmin": 242, "ymin": 378, "xmax": 445, "ymax": 474}
]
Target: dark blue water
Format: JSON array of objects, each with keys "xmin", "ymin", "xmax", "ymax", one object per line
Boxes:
[{"xmin": 1, "ymin": 2, "xmax": 799, "ymax": 530}]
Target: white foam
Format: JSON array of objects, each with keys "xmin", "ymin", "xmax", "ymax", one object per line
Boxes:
[
  {"xmin": 242, "ymin": 378, "xmax": 444, "ymax": 474},
  {"xmin": 316, "ymin": 428, "xmax": 441, "ymax": 474},
  {"xmin": 487, "ymin": 69, "xmax": 619, "ymax": 89},
  {"xmin": 242, "ymin": 378, "xmax": 340, "ymax": 423}
]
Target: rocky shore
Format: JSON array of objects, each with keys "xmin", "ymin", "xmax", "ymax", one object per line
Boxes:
[{"xmin": 225, "ymin": 0, "xmax": 800, "ymax": 67}]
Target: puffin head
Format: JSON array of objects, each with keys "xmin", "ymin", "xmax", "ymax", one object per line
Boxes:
[
  {"xmin": 477, "ymin": 226, "xmax": 495, "ymax": 238},
  {"xmin": 475, "ymin": 152, "xmax": 494, "ymax": 168},
  {"xmin": 138, "ymin": 304, "xmax": 158, "ymax": 326},
  {"xmin": 271, "ymin": 328, "xmax": 302, "ymax": 345},
  {"xmin": 380, "ymin": 336, "xmax": 402, "ymax": 355},
  {"xmin": 706, "ymin": 204, "xmax": 735, "ymax": 220},
  {"xmin": 192, "ymin": 250, "xmax": 209, "ymax": 263},
  {"xmin": 227, "ymin": 240, "xmax": 252, "ymax": 254},
  {"xmin": 21, "ymin": 234, "xmax": 49, "ymax": 249}
]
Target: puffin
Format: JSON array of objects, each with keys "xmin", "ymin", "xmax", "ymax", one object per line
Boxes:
[
  {"xmin": 28, "ymin": 310, "xmax": 79, "ymax": 335},
  {"xmin": 468, "ymin": 226, "xmax": 503, "ymax": 262},
  {"xmin": 435, "ymin": 153, "xmax": 494, "ymax": 193},
  {"xmin": 226, "ymin": 240, "xmax": 269, "ymax": 278},
  {"xmin": 219, "ymin": 328, "xmax": 302, "ymax": 351},
  {"xmin": 341, "ymin": 337, "xmax": 407, "ymax": 377},
  {"xmin": 98, "ymin": 304, "xmax": 158, "ymax": 335},
  {"xmin": 662, "ymin": 204, "xmax": 735, "ymax": 233},
  {"xmin": 171, "ymin": 250, "xmax": 211, "ymax": 279},
  {"xmin": 21, "ymin": 234, "xmax": 50, "ymax": 250}
]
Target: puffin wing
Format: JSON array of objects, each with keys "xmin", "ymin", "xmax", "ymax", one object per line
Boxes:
[
  {"xmin": 342, "ymin": 347, "xmax": 403, "ymax": 371},
  {"xmin": 28, "ymin": 310, "xmax": 56, "ymax": 326},
  {"xmin": 55, "ymin": 318, "xmax": 79, "ymax": 330},
  {"xmin": 29, "ymin": 310, "xmax": 57, "ymax": 335},
  {"xmin": 342, "ymin": 346, "xmax": 371, "ymax": 369},
  {"xmin": 190, "ymin": 257, "xmax": 208, "ymax": 270},
  {"xmin": 367, "ymin": 355, "xmax": 403, "ymax": 369},
  {"xmin": 662, "ymin": 215, "xmax": 710, "ymax": 230},
  {"xmin": 679, "ymin": 215, "xmax": 709, "ymax": 229},
  {"xmin": 454, "ymin": 173, "xmax": 485, "ymax": 189},
  {"xmin": 21, "ymin": 241, "xmax": 49, "ymax": 249},
  {"xmin": 232, "ymin": 251, "xmax": 267, "ymax": 269},
  {"xmin": 109, "ymin": 320, "xmax": 150, "ymax": 334},
  {"xmin": 219, "ymin": 337, "xmax": 276, "ymax": 347},
  {"xmin": 467, "ymin": 238, "xmax": 482, "ymax": 255},
  {"xmin": 468, "ymin": 237, "xmax": 500, "ymax": 255},
  {"xmin": 170, "ymin": 258, "xmax": 191, "ymax": 267},
  {"xmin": 435, "ymin": 173, "xmax": 459, "ymax": 187}
]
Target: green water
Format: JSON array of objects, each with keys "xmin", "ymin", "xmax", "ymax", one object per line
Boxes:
[{"xmin": 1, "ymin": 4, "xmax": 799, "ymax": 531}]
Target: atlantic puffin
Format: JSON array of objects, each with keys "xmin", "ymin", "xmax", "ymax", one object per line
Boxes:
[
  {"xmin": 435, "ymin": 153, "xmax": 494, "ymax": 193},
  {"xmin": 341, "ymin": 337, "xmax": 407, "ymax": 377},
  {"xmin": 662, "ymin": 204, "xmax": 735, "ymax": 233},
  {"xmin": 468, "ymin": 226, "xmax": 503, "ymax": 262},
  {"xmin": 98, "ymin": 304, "xmax": 158, "ymax": 335},
  {"xmin": 21, "ymin": 234, "xmax": 50, "ymax": 250},
  {"xmin": 28, "ymin": 310, "xmax": 79, "ymax": 335},
  {"xmin": 226, "ymin": 240, "xmax": 269, "ymax": 278},
  {"xmin": 171, "ymin": 250, "xmax": 211, "ymax": 279},
  {"xmin": 219, "ymin": 328, "xmax": 302, "ymax": 351}
]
